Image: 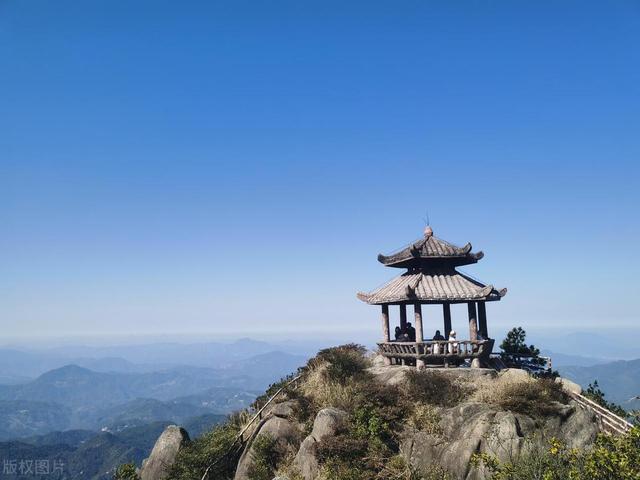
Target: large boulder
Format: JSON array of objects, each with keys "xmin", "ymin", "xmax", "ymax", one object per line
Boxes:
[
  {"xmin": 402, "ymin": 400, "xmax": 599, "ymax": 480},
  {"xmin": 294, "ymin": 408, "xmax": 348, "ymax": 480},
  {"xmin": 497, "ymin": 368, "xmax": 531, "ymax": 383},
  {"xmin": 269, "ymin": 400, "xmax": 298, "ymax": 419},
  {"xmin": 140, "ymin": 425, "xmax": 190, "ymax": 480},
  {"xmin": 556, "ymin": 377, "xmax": 583, "ymax": 395},
  {"xmin": 234, "ymin": 415, "xmax": 301, "ymax": 480}
]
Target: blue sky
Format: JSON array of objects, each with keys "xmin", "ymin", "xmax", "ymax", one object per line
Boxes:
[{"xmin": 1, "ymin": 1, "xmax": 639, "ymax": 339}]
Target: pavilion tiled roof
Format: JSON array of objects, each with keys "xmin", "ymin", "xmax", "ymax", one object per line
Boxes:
[
  {"xmin": 377, "ymin": 226, "xmax": 483, "ymax": 268},
  {"xmin": 357, "ymin": 269, "xmax": 507, "ymax": 305}
]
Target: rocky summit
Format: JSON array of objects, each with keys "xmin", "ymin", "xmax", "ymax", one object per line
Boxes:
[{"xmin": 138, "ymin": 345, "xmax": 611, "ymax": 480}]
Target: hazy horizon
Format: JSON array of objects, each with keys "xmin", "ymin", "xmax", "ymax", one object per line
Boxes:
[{"xmin": 4, "ymin": 326, "xmax": 640, "ymax": 360}]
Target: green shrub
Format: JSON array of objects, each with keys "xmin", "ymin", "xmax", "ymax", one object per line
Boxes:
[
  {"xmin": 407, "ymin": 404, "xmax": 443, "ymax": 436},
  {"xmin": 584, "ymin": 380, "xmax": 628, "ymax": 418},
  {"xmin": 472, "ymin": 429, "xmax": 640, "ymax": 480},
  {"xmin": 352, "ymin": 404, "xmax": 392, "ymax": 443},
  {"xmin": 311, "ymin": 344, "xmax": 369, "ymax": 384},
  {"xmin": 582, "ymin": 426, "xmax": 640, "ymax": 479},
  {"xmin": 317, "ymin": 434, "xmax": 370, "ymax": 463},
  {"xmin": 113, "ymin": 463, "xmax": 139, "ymax": 480},
  {"xmin": 315, "ymin": 381, "xmax": 409, "ymax": 479},
  {"xmin": 247, "ymin": 434, "xmax": 279, "ymax": 480},
  {"xmin": 318, "ymin": 456, "xmax": 369, "ymax": 480},
  {"xmin": 404, "ymin": 370, "xmax": 468, "ymax": 407},
  {"xmin": 167, "ymin": 420, "xmax": 240, "ymax": 480}
]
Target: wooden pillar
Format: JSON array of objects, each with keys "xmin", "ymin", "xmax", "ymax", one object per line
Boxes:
[
  {"xmin": 443, "ymin": 303, "xmax": 452, "ymax": 337},
  {"xmin": 467, "ymin": 302, "xmax": 478, "ymax": 342},
  {"xmin": 414, "ymin": 303, "xmax": 425, "ymax": 369},
  {"xmin": 381, "ymin": 305, "xmax": 390, "ymax": 342},
  {"xmin": 399, "ymin": 304, "xmax": 407, "ymax": 332},
  {"xmin": 478, "ymin": 302, "xmax": 488, "ymax": 338},
  {"xmin": 381, "ymin": 304, "xmax": 391, "ymax": 366}
]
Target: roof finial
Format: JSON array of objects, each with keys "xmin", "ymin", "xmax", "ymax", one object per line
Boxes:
[{"xmin": 423, "ymin": 211, "xmax": 432, "ymax": 238}]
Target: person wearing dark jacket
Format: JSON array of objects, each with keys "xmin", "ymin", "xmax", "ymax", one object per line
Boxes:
[{"xmin": 406, "ymin": 322, "xmax": 416, "ymax": 342}]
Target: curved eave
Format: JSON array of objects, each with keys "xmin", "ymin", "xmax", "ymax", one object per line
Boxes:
[
  {"xmin": 357, "ymin": 271, "xmax": 506, "ymax": 305},
  {"xmin": 377, "ymin": 254, "xmax": 483, "ymax": 269},
  {"xmin": 356, "ymin": 292, "xmax": 505, "ymax": 305}
]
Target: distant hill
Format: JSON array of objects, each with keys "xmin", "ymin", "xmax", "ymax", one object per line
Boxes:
[
  {"xmin": 541, "ymin": 350, "xmax": 608, "ymax": 367},
  {"xmin": 0, "ymin": 350, "xmax": 307, "ymax": 439},
  {"xmin": 0, "ymin": 364, "xmax": 248, "ymax": 409},
  {"xmin": 558, "ymin": 358, "xmax": 640, "ymax": 411},
  {"xmin": 92, "ymin": 398, "xmax": 214, "ymax": 431}
]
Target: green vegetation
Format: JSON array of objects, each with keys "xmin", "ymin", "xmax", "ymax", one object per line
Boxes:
[
  {"xmin": 113, "ymin": 463, "xmax": 139, "ymax": 480},
  {"xmin": 167, "ymin": 415, "xmax": 245, "ymax": 480},
  {"xmin": 304, "ymin": 346, "xmax": 462, "ymax": 479},
  {"xmin": 312, "ymin": 343, "xmax": 369, "ymax": 384},
  {"xmin": 162, "ymin": 344, "xmax": 640, "ymax": 480},
  {"xmin": 585, "ymin": 380, "xmax": 628, "ymax": 418},
  {"xmin": 499, "ymin": 327, "xmax": 556, "ymax": 376},
  {"xmin": 500, "ymin": 327, "xmax": 540, "ymax": 357},
  {"xmin": 472, "ymin": 427, "xmax": 640, "ymax": 480},
  {"xmin": 407, "ymin": 404, "xmax": 443, "ymax": 436},
  {"xmin": 404, "ymin": 370, "xmax": 469, "ymax": 407},
  {"xmin": 246, "ymin": 434, "xmax": 280, "ymax": 480}
]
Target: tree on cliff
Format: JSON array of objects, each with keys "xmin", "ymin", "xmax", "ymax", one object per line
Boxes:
[{"xmin": 500, "ymin": 327, "xmax": 540, "ymax": 357}]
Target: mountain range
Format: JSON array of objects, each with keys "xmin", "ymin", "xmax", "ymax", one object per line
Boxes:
[
  {"xmin": 0, "ymin": 349, "xmax": 307, "ymax": 440},
  {"xmin": 0, "ymin": 341, "xmax": 310, "ymax": 479},
  {"xmin": 0, "ymin": 335, "xmax": 638, "ymax": 479}
]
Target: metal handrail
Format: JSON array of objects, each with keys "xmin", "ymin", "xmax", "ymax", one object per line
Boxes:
[
  {"xmin": 200, "ymin": 373, "xmax": 303, "ymax": 480},
  {"xmin": 567, "ymin": 390, "xmax": 633, "ymax": 435}
]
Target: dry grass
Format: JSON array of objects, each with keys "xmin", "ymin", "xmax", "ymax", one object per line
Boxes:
[
  {"xmin": 403, "ymin": 370, "xmax": 472, "ymax": 407},
  {"xmin": 273, "ymin": 452, "xmax": 305, "ymax": 480},
  {"xmin": 471, "ymin": 373, "xmax": 535, "ymax": 404},
  {"xmin": 472, "ymin": 373, "xmax": 566, "ymax": 417},
  {"xmin": 300, "ymin": 362, "xmax": 362, "ymax": 411}
]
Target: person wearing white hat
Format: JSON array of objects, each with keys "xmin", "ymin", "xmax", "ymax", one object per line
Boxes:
[{"xmin": 448, "ymin": 330, "xmax": 458, "ymax": 354}]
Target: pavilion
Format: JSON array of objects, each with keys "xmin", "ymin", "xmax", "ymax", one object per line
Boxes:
[{"xmin": 357, "ymin": 226, "xmax": 507, "ymax": 368}]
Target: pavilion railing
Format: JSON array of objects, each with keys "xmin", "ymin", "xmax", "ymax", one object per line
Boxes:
[{"xmin": 377, "ymin": 339, "xmax": 493, "ymax": 359}]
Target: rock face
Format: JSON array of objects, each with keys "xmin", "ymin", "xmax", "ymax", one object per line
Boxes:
[
  {"xmin": 294, "ymin": 408, "xmax": 349, "ymax": 480},
  {"xmin": 556, "ymin": 376, "xmax": 583, "ymax": 395},
  {"xmin": 140, "ymin": 425, "xmax": 190, "ymax": 480},
  {"xmin": 367, "ymin": 361, "xmax": 497, "ymax": 386},
  {"xmin": 402, "ymin": 400, "xmax": 598, "ymax": 480},
  {"xmin": 234, "ymin": 401, "xmax": 301, "ymax": 480}
]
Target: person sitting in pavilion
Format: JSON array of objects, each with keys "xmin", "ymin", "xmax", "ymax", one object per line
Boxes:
[
  {"xmin": 394, "ymin": 326, "xmax": 402, "ymax": 341},
  {"xmin": 394, "ymin": 326, "xmax": 410, "ymax": 342},
  {"xmin": 448, "ymin": 330, "xmax": 458, "ymax": 354},
  {"xmin": 406, "ymin": 322, "xmax": 416, "ymax": 342},
  {"xmin": 431, "ymin": 330, "xmax": 445, "ymax": 354}
]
